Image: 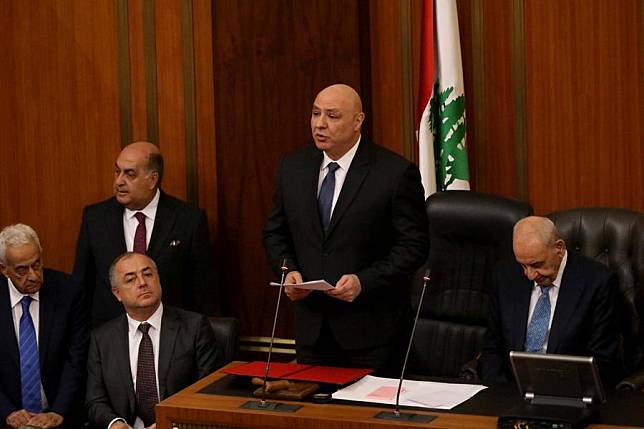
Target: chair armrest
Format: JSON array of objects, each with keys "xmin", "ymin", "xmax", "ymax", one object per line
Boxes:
[
  {"xmin": 459, "ymin": 356, "xmax": 480, "ymax": 382},
  {"xmin": 616, "ymin": 368, "xmax": 644, "ymax": 392}
]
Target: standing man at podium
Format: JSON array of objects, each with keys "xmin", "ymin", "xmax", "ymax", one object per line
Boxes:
[{"xmin": 263, "ymin": 84, "xmax": 429, "ymax": 374}]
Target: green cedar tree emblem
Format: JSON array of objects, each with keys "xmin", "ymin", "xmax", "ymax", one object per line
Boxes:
[{"xmin": 428, "ymin": 85, "xmax": 469, "ymax": 190}]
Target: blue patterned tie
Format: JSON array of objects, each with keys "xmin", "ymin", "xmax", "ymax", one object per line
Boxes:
[
  {"xmin": 19, "ymin": 296, "xmax": 42, "ymax": 412},
  {"xmin": 318, "ymin": 162, "xmax": 340, "ymax": 231},
  {"xmin": 525, "ymin": 285, "xmax": 551, "ymax": 353}
]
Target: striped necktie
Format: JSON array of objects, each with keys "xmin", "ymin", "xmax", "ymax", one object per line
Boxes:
[
  {"xmin": 19, "ymin": 296, "xmax": 42, "ymax": 412},
  {"xmin": 318, "ymin": 162, "xmax": 340, "ymax": 231}
]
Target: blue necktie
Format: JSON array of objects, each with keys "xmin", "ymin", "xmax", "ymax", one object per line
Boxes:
[
  {"xmin": 19, "ymin": 296, "xmax": 42, "ymax": 412},
  {"xmin": 318, "ymin": 162, "xmax": 340, "ymax": 231},
  {"xmin": 525, "ymin": 285, "xmax": 551, "ymax": 353}
]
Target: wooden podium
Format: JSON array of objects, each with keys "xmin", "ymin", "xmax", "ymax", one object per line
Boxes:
[{"xmin": 155, "ymin": 363, "xmax": 639, "ymax": 429}]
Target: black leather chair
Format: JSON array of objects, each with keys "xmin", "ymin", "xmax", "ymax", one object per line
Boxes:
[
  {"xmin": 547, "ymin": 207, "xmax": 644, "ymax": 391},
  {"xmin": 209, "ymin": 317, "xmax": 240, "ymax": 368},
  {"xmin": 407, "ymin": 190, "xmax": 533, "ymax": 379}
]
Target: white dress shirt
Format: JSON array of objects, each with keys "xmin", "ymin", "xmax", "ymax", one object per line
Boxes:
[
  {"xmin": 123, "ymin": 189, "xmax": 160, "ymax": 252},
  {"xmin": 108, "ymin": 303, "xmax": 163, "ymax": 429},
  {"xmin": 317, "ymin": 136, "xmax": 361, "ymax": 217},
  {"xmin": 526, "ymin": 250, "xmax": 568, "ymax": 352},
  {"xmin": 8, "ymin": 279, "xmax": 49, "ymax": 410}
]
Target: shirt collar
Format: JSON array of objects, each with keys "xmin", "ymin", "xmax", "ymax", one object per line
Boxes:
[
  {"xmin": 126, "ymin": 301, "xmax": 164, "ymax": 333},
  {"xmin": 125, "ymin": 188, "xmax": 160, "ymax": 222},
  {"xmin": 320, "ymin": 135, "xmax": 361, "ymax": 172},
  {"xmin": 7, "ymin": 277, "xmax": 40, "ymax": 309}
]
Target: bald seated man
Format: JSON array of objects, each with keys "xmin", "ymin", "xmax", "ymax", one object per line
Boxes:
[
  {"xmin": 480, "ymin": 216, "xmax": 622, "ymax": 386},
  {"xmin": 74, "ymin": 142, "xmax": 217, "ymax": 327},
  {"xmin": 263, "ymin": 84, "xmax": 429, "ymax": 375}
]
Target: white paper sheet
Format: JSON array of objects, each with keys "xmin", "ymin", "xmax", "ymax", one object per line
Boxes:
[
  {"xmin": 269, "ymin": 280, "xmax": 334, "ymax": 290},
  {"xmin": 332, "ymin": 375, "xmax": 487, "ymax": 410}
]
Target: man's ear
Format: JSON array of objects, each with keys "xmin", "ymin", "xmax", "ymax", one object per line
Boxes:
[
  {"xmin": 111, "ymin": 287, "xmax": 122, "ymax": 302},
  {"xmin": 554, "ymin": 238, "xmax": 566, "ymax": 256},
  {"xmin": 0, "ymin": 263, "xmax": 7, "ymax": 277},
  {"xmin": 354, "ymin": 112, "xmax": 365, "ymax": 131},
  {"xmin": 149, "ymin": 171, "xmax": 160, "ymax": 189}
]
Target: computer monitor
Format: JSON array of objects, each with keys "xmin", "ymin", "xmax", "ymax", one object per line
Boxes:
[{"xmin": 509, "ymin": 351, "xmax": 605, "ymax": 406}]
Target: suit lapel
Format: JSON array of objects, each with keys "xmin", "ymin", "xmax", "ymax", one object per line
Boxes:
[
  {"xmin": 0, "ymin": 279, "xmax": 20, "ymax": 368},
  {"xmin": 116, "ymin": 316, "xmax": 136, "ymax": 413},
  {"xmin": 548, "ymin": 253, "xmax": 583, "ymax": 353},
  {"xmin": 157, "ymin": 306, "xmax": 179, "ymax": 399},
  {"xmin": 325, "ymin": 142, "xmax": 370, "ymax": 237},
  {"xmin": 38, "ymin": 278, "xmax": 56, "ymax": 369},
  {"xmin": 305, "ymin": 149, "xmax": 325, "ymax": 240},
  {"xmin": 511, "ymin": 276, "xmax": 533, "ymax": 350},
  {"xmin": 147, "ymin": 192, "xmax": 176, "ymax": 259},
  {"xmin": 104, "ymin": 198, "xmax": 127, "ymax": 256}
]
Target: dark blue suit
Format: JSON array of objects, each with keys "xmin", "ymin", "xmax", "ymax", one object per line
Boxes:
[
  {"xmin": 0, "ymin": 269, "xmax": 89, "ymax": 424},
  {"xmin": 480, "ymin": 251, "xmax": 622, "ymax": 386}
]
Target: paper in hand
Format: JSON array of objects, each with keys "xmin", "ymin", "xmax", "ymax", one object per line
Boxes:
[{"xmin": 269, "ymin": 280, "xmax": 334, "ymax": 290}]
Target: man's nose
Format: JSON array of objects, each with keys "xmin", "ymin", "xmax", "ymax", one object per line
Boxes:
[
  {"xmin": 134, "ymin": 273, "xmax": 147, "ymax": 287},
  {"xmin": 524, "ymin": 267, "xmax": 537, "ymax": 280},
  {"xmin": 314, "ymin": 115, "xmax": 327, "ymax": 128}
]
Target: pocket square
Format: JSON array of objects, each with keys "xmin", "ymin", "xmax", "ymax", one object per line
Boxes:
[{"xmin": 169, "ymin": 240, "xmax": 181, "ymax": 247}]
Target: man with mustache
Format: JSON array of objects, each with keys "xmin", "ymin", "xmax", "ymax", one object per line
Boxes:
[
  {"xmin": 480, "ymin": 216, "xmax": 622, "ymax": 386},
  {"xmin": 263, "ymin": 84, "xmax": 429, "ymax": 374},
  {"xmin": 74, "ymin": 142, "xmax": 216, "ymax": 327},
  {"xmin": 0, "ymin": 224, "xmax": 88, "ymax": 428}
]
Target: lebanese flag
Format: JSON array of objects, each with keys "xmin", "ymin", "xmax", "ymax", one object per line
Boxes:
[{"xmin": 417, "ymin": 0, "xmax": 470, "ymax": 198}]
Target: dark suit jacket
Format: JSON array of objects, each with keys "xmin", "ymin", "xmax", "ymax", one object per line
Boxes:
[
  {"xmin": 480, "ymin": 250, "xmax": 622, "ymax": 385},
  {"xmin": 0, "ymin": 269, "xmax": 89, "ymax": 424},
  {"xmin": 263, "ymin": 141, "xmax": 429, "ymax": 351},
  {"xmin": 74, "ymin": 191, "xmax": 216, "ymax": 326},
  {"xmin": 85, "ymin": 305, "xmax": 217, "ymax": 428}
]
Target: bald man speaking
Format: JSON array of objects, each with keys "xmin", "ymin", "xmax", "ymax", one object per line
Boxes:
[{"xmin": 263, "ymin": 84, "xmax": 429, "ymax": 374}]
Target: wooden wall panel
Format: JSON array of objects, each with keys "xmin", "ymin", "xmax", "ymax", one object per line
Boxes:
[
  {"xmin": 212, "ymin": 0, "xmax": 363, "ymax": 337},
  {"xmin": 477, "ymin": 0, "xmax": 519, "ymax": 197},
  {"xmin": 154, "ymin": 0, "xmax": 188, "ymax": 200},
  {"xmin": 525, "ymin": 0, "xmax": 643, "ymax": 213},
  {"xmin": 0, "ymin": 0, "xmax": 120, "ymax": 272}
]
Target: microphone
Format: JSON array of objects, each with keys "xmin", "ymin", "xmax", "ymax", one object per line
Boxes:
[
  {"xmin": 374, "ymin": 269, "xmax": 435, "ymax": 423},
  {"xmin": 241, "ymin": 258, "xmax": 301, "ymax": 412}
]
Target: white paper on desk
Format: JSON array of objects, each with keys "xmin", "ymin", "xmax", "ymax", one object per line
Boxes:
[
  {"xmin": 269, "ymin": 280, "xmax": 334, "ymax": 290},
  {"xmin": 332, "ymin": 375, "xmax": 487, "ymax": 410}
]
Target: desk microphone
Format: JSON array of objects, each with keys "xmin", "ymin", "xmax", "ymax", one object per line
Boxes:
[
  {"xmin": 241, "ymin": 258, "xmax": 301, "ymax": 413},
  {"xmin": 374, "ymin": 269, "xmax": 435, "ymax": 423}
]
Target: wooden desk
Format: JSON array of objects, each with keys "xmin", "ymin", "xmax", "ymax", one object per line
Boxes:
[{"xmin": 155, "ymin": 363, "xmax": 642, "ymax": 429}]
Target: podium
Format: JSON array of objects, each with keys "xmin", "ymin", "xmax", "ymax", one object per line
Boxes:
[{"xmin": 155, "ymin": 362, "xmax": 643, "ymax": 429}]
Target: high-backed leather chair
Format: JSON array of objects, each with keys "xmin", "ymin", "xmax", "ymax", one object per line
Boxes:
[
  {"xmin": 547, "ymin": 207, "xmax": 644, "ymax": 390},
  {"xmin": 408, "ymin": 190, "xmax": 533, "ymax": 379},
  {"xmin": 209, "ymin": 317, "xmax": 240, "ymax": 368}
]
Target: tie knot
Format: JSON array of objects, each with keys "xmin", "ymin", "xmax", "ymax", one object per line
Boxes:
[
  {"xmin": 138, "ymin": 322, "xmax": 151, "ymax": 334},
  {"xmin": 134, "ymin": 212, "xmax": 146, "ymax": 224},
  {"xmin": 327, "ymin": 162, "xmax": 340, "ymax": 174},
  {"xmin": 20, "ymin": 296, "xmax": 32, "ymax": 311},
  {"xmin": 539, "ymin": 285, "xmax": 550, "ymax": 295}
]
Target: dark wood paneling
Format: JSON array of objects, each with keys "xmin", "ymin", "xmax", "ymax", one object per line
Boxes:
[
  {"xmin": 127, "ymin": 0, "xmax": 148, "ymax": 140},
  {"xmin": 155, "ymin": 0, "xmax": 188, "ymax": 200},
  {"xmin": 212, "ymin": 0, "xmax": 363, "ymax": 337},
  {"xmin": 525, "ymin": 0, "xmax": 643, "ymax": 213},
  {"xmin": 0, "ymin": 0, "xmax": 120, "ymax": 272}
]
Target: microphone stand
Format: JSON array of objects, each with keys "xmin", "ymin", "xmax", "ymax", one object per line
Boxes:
[
  {"xmin": 241, "ymin": 259, "xmax": 301, "ymax": 412},
  {"xmin": 374, "ymin": 269, "xmax": 435, "ymax": 423}
]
